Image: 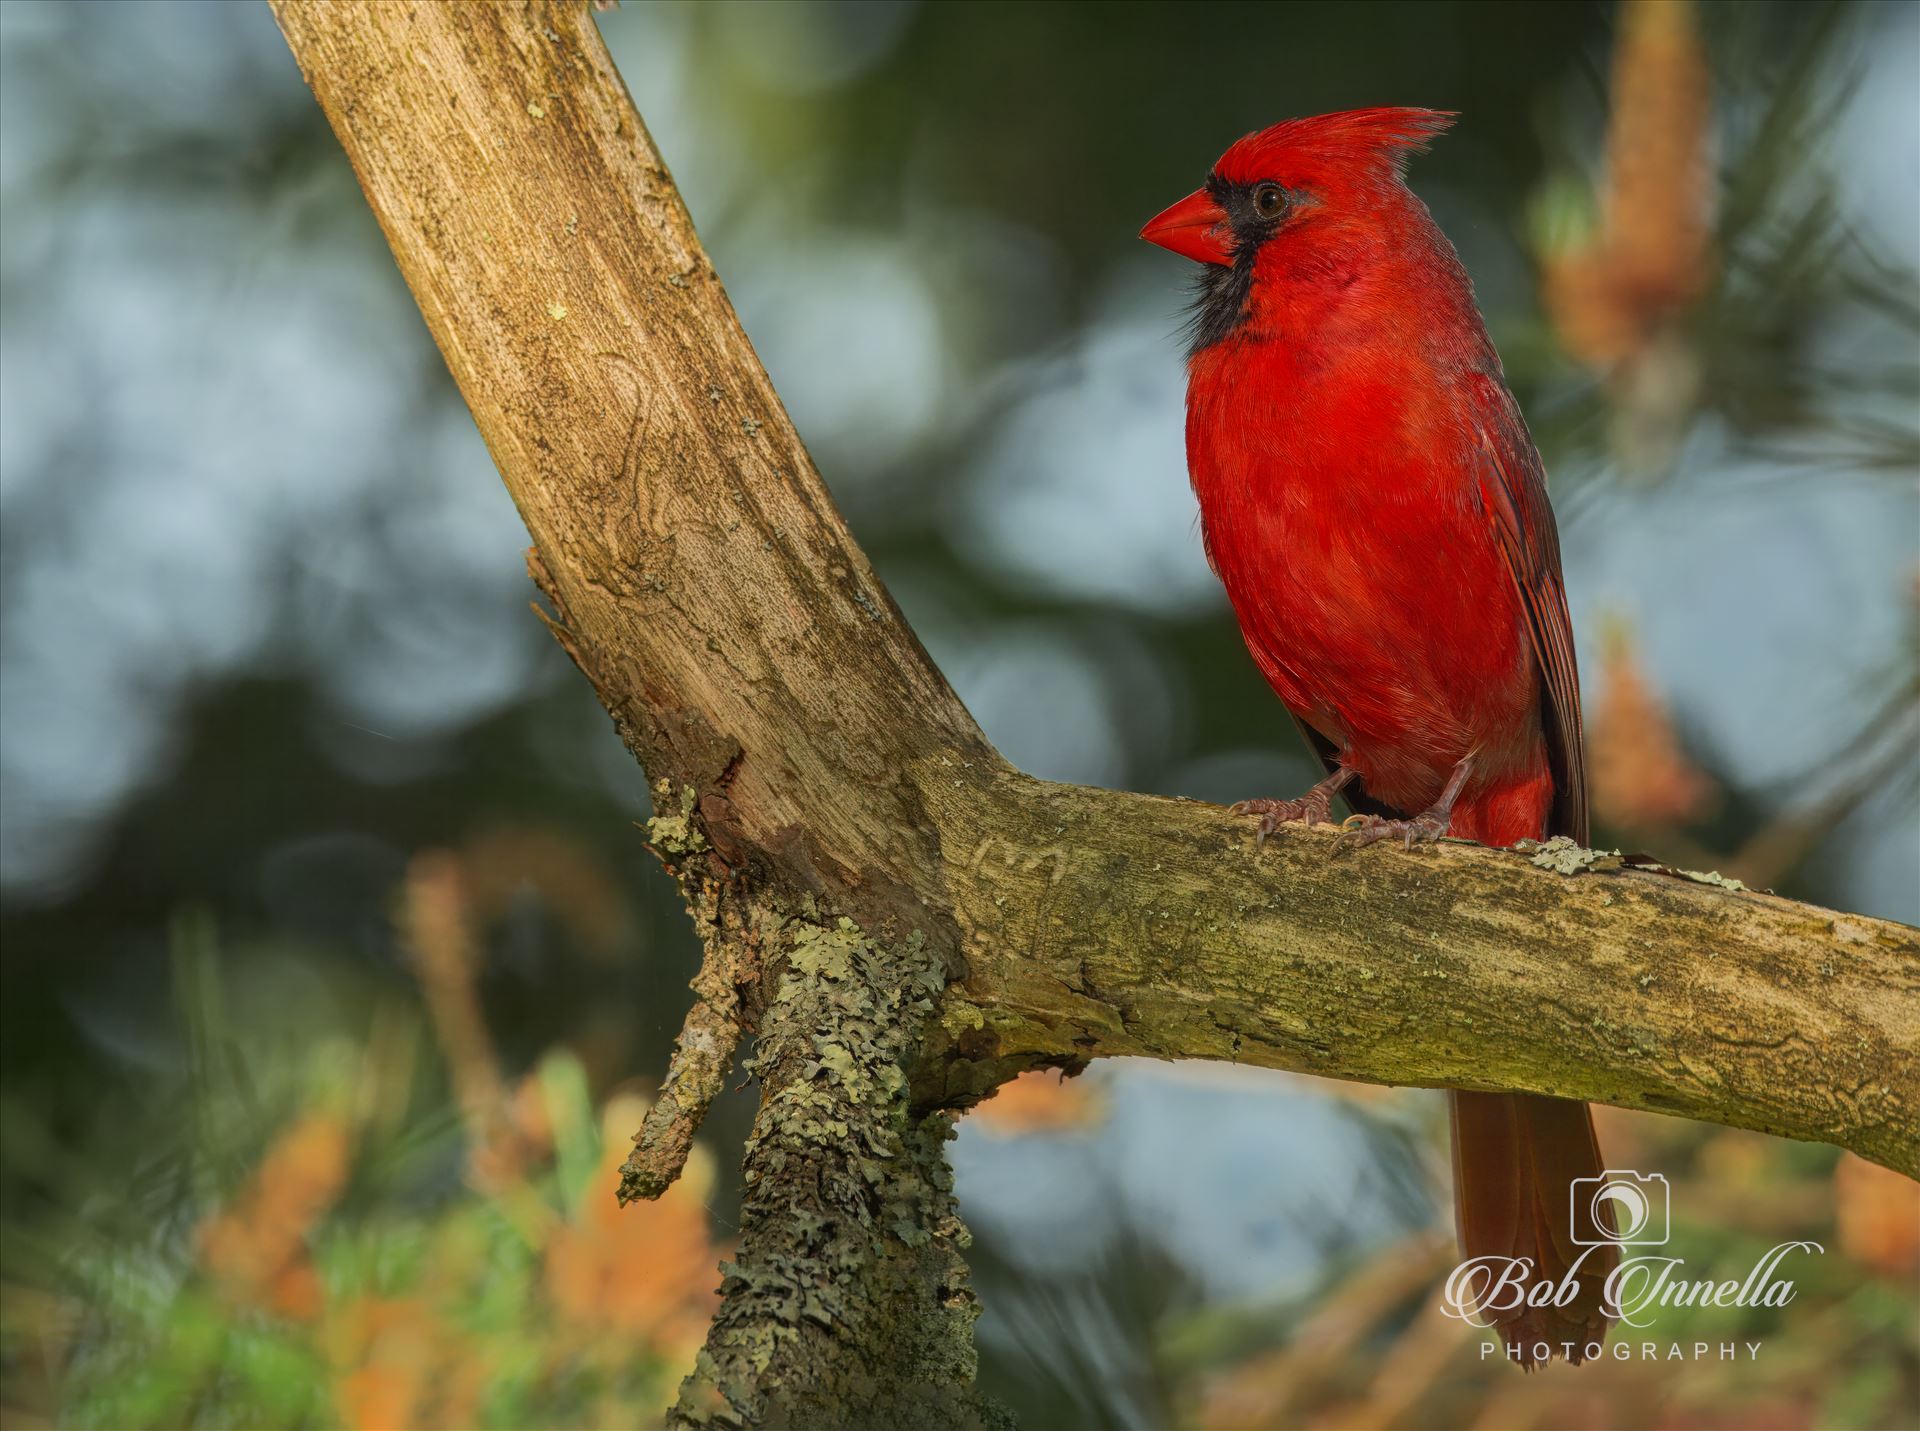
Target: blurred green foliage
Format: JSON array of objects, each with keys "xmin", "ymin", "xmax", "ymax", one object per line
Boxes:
[{"xmin": 4, "ymin": 912, "xmax": 721, "ymax": 1429}]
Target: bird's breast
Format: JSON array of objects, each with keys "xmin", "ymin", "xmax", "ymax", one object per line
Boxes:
[{"xmin": 1186, "ymin": 356, "xmax": 1541, "ymax": 811}]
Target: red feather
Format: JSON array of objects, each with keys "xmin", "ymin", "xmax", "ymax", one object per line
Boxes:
[{"xmin": 1149, "ymin": 108, "xmax": 1616, "ymax": 1366}]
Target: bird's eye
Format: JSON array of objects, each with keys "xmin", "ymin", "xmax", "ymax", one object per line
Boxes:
[{"xmin": 1253, "ymin": 184, "xmax": 1287, "ymax": 218}]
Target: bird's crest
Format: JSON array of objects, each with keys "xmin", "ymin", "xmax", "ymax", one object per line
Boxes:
[{"xmin": 1212, "ymin": 107, "xmax": 1456, "ymax": 191}]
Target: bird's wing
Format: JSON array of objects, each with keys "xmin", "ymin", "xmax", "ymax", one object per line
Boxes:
[{"xmin": 1468, "ymin": 373, "xmax": 1589, "ymax": 844}]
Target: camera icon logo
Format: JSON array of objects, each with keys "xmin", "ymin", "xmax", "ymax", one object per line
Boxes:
[{"xmin": 1572, "ymin": 1168, "xmax": 1670, "ymax": 1246}]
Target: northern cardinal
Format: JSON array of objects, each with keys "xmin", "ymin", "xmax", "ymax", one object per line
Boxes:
[{"xmin": 1143, "ymin": 108, "xmax": 1616, "ymax": 1366}]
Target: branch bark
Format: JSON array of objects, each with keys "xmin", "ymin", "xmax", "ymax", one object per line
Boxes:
[{"xmin": 273, "ymin": 1, "xmax": 1919, "ymax": 1424}]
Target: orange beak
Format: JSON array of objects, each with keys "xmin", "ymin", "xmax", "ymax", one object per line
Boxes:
[{"xmin": 1140, "ymin": 187, "xmax": 1233, "ymax": 265}]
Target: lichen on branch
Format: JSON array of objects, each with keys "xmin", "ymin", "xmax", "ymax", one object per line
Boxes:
[{"xmin": 675, "ymin": 913, "xmax": 1002, "ymax": 1430}]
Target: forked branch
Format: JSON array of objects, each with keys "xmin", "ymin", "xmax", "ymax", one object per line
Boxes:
[{"xmin": 274, "ymin": 0, "xmax": 1918, "ymax": 1422}]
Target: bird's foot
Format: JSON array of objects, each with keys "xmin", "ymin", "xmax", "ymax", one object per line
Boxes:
[
  {"xmin": 1233, "ymin": 768, "xmax": 1354, "ymax": 846},
  {"xmin": 1234, "ymin": 794, "xmax": 1333, "ymax": 845},
  {"xmin": 1334, "ymin": 754, "xmax": 1474, "ymax": 853},
  {"xmin": 1337, "ymin": 808, "xmax": 1452, "ymax": 851}
]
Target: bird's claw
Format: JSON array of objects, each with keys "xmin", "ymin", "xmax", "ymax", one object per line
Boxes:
[
  {"xmin": 1233, "ymin": 792, "xmax": 1335, "ymax": 846},
  {"xmin": 1336, "ymin": 810, "xmax": 1451, "ymax": 852}
]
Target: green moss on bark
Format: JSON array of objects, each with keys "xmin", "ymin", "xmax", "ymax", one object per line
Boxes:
[{"xmin": 670, "ymin": 914, "xmax": 1009, "ymax": 1430}]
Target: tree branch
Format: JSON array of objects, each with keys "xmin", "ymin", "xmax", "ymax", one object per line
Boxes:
[
  {"xmin": 921, "ymin": 778, "xmax": 1916, "ymax": 1176},
  {"xmin": 273, "ymin": 0, "xmax": 1918, "ymax": 1422}
]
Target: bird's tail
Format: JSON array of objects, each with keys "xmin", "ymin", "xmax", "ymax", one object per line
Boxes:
[{"xmin": 1448, "ymin": 1090, "xmax": 1618, "ymax": 1368}]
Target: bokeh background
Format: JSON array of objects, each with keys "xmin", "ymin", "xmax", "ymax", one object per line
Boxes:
[{"xmin": 2, "ymin": 1, "xmax": 1916, "ymax": 1427}]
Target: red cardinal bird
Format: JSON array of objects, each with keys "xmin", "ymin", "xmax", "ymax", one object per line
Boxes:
[{"xmin": 1143, "ymin": 108, "xmax": 1616, "ymax": 1367}]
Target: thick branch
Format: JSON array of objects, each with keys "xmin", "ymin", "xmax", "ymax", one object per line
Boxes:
[
  {"xmin": 275, "ymin": 0, "xmax": 984, "ymax": 903},
  {"xmin": 272, "ymin": 5, "xmax": 1000, "ymax": 1421},
  {"xmin": 923, "ymin": 773, "xmax": 1918, "ymax": 1176},
  {"xmin": 275, "ymin": 0, "xmax": 1918, "ymax": 1420}
]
